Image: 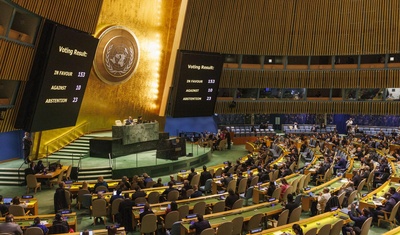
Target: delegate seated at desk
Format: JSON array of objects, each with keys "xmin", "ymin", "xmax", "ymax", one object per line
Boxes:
[{"xmin": 0, "ymin": 214, "xmax": 23, "ymax": 235}]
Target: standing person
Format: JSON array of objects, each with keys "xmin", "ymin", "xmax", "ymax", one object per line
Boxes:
[
  {"xmin": 225, "ymin": 130, "xmax": 231, "ymax": 149},
  {"xmin": 200, "ymin": 165, "xmax": 212, "ymax": 187},
  {"xmin": 22, "ymin": 132, "xmax": 32, "ymax": 164},
  {"xmin": 346, "ymin": 118, "xmax": 353, "ymax": 133},
  {"xmin": 54, "ymin": 182, "xmax": 68, "ymax": 213},
  {"xmin": 118, "ymin": 193, "xmax": 134, "ymax": 232}
]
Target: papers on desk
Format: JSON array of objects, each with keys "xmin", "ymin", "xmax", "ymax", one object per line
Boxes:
[
  {"xmin": 41, "ymin": 221, "xmax": 49, "ymax": 225},
  {"xmin": 160, "ymin": 207, "xmax": 167, "ymax": 211},
  {"xmin": 340, "ymin": 208, "xmax": 349, "ymax": 214},
  {"xmin": 239, "ymin": 193, "xmax": 245, "ymax": 197},
  {"xmin": 309, "ymin": 168, "xmax": 316, "ymax": 172},
  {"xmin": 215, "ymin": 180, "xmax": 221, "ymax": 184}
]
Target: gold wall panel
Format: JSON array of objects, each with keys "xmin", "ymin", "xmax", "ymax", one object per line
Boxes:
[{"xmin": 36, "ymin": 0, "xmax": 182, "ymax": 156}]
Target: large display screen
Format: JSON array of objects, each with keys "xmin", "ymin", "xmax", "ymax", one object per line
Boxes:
[
  {"xmin": 15, "ymin": 21, "xmax": 98, "ymax": 132},
  {"xmin": 170, "ymin": 50, "xmax": 224, "ymax": 117}
]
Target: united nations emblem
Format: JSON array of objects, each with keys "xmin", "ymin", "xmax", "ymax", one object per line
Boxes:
[{"xmin": 93, "ymin": 26, "xmax": 140, "ymax": 84}]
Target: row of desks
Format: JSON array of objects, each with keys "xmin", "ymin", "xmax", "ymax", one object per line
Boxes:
[{"xmin": 0, "ymin": 213, "xmax": 77, "ymax": 231}]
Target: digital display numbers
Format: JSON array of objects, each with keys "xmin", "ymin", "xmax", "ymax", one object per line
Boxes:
[
  {"xmin": 170, "ymin": 51, "xmax": 224, "ymax": 117},
  {"xmin": 15, "ymin": 21, "xmax": 99, "ymax": 132}
]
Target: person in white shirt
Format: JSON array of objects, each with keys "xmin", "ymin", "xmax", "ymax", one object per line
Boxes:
[{"xmin": 317, "ymin": 188, "xmax": 331, "ymax": 213}]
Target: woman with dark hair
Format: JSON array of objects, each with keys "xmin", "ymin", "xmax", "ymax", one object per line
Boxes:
[
  {"xmin": 292, "ymin": 224, "xmax": 303, "ymax": 235},
  {"xmin": 267, "ymin": 181, "xmax": 277, "ymax": 197},
  {"xmin": 165, "ymin": 201, "xmax": 178, "ymax": 214}
]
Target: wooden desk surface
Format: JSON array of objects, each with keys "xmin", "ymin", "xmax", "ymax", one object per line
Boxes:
[
  {"xmin": 0, "ymin": 213, "xmax": 77, "ymax": 230},
  {"xmin": 35, "ymin": 165, "xmax": 69, "ymax": 179},
  {"xmin": 55, "ymin": 228, "xmax": 126, "ymax": 235},
  {"xmin": 304, "ymin": 176, "xmax": 348, "ymax": 195},
  {"xmin": 359, "ymin": 180, "xmax": 400, "ymax": 210},
  {"xmin": 383, "ymin": 224, "xmax": 400, "ymax": 235},
  {"xmin": 252, "ymin": 210, "xmax": 350, "ymax": 235},
  {"xmin": 180, "ymin": 201, "xmax": 282, "ymax": 234},
  {"xmin": 68, "ymin": 180, "xmax": 120, "ymax": 193}
]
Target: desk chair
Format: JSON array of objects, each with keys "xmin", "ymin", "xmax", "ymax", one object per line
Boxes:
[
  {"xmin": 231, "ymin": 199, "xmax": 244, "ymax": 210},
  {"xmin": 8, "ymin": 205, "xmax": 28, "ymax": 216},
  {"xmin": 111, "ymin": 198, "xmax": 124, "ymax": 222},
  {"xmin": 193, "ymin": 201, "xmax": 206, "ymax": 215},
  {"xmin": 161, "ymin": 211, "xmax": 179, "ymax": 233},
  {"xmin": 167, "ymin": 190, "xmax": 179, "ymax": 201},
  {"xmin": 347, "ymin": 191, "xmax": 357, "ymax": 205},
  {"xmin": 329, "ymin": 219, "xmax": 343, "ymax": 235},
  {"xmin": 25, "ymin": 227, "xmax": 44, "ymax": 235},
  {"xmin": 200, "ymin": 228, "xmax": 215, "ymax": 235},
  {"xmin": 318, "ymin": 223, "xmax": 331, "ymax": 235},
  {"xmin": 49, "ymin": 170, "xmax": 65, "ymax": 188},
  {"xmin": 378, "ymin": 201, "xmax": 400, "ymax": 229},
  {"xmin": 177, "ymin": 205, "xmax": 189, "ymax": 220},
  {"xmin": 241, "ymin": 186, "xmax": 253, "ymax": 206},
  {"xmin": 91, "ymin": 199, "xmax": 107, "ymax": 225},
  {"xmin": 288, "ymin": 206, "xmax": 302, "ymax": 223},
  {"xmin": 26, "ymin": 174, "xmax": 41, "ymax": 194},
  {"xmin": 244, "ymin": 213, "xmax": 264, "ymax": 233},
  {"xmin": 77, "ymin": 189, "xmax": 91, "ymax": 209},
  {"xmin": 212, "ymin": 201, "xmax": 225, "ymax": 213},
  {"xmin": 267, "ymin": 209, "xmax": 288, "ymax": 228},
  {"xmin": 94, "ymin": 186, "xmax": 108, "ymax": 193},
  {"xmin": 237, "ymin": 178, "xmax": 248, "ymax": 195},
  {"xmin": 232, "ymin": 216, "xmax": 244, "ymax": 235},
  {"xmin": 190, "ymin": 174, "xmax": 200, "ymax": 187},
  {"xmin": 199, "ymin": 179, "xmax": 212, "ymax": 195},
  {"xmin": 360, "ymin": 217, "xmax": 373, "ymax": 235},
  {"xmin": 139, "ymin": 214, "xmax": 157, "ymax": 235},
  {"xmin": 147, "ymin": 191, "xmax": 160, "ymax": 204},
  {"xmin": 216, "ymin": 221, "xmax": 233, "ymax": 235},
  {"xmin": 305, "ymin": 227, "xmax": 318, "ymax": 235}
]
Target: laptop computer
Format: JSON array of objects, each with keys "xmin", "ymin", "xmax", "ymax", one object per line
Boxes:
[{"xmin": 3, "ymin": 197, "xmax": 12, "ymax": 205}]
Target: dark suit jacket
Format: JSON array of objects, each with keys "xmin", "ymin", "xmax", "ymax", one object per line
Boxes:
[
  {"xmin": 190, "ymin": 190, "xmax": 203, "ymax": 198},
  {"xmin": 200, "ymin": 171, "xmax": 212, "ymax": 186},
  {"xmin": 285, "ymin": 202, "xmax": 300, "ymax": 216},
  {"xmin": 225, "ymin": 194, "xmax": 239, "ymax": 209},
  {"xmin": 189, "ymin": 220, "xmax": 211, "ymax": 235}
]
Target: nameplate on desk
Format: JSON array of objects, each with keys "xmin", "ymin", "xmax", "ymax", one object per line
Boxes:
[
  {"xmin": 186, "ymin": 214, "xmax": 197, "ymax": 219},
  {"xmin": 22, "ymin": 195, "xmax": 34, "ymax": 199},
  {"xmin": 250, "ymin": 227, "xmax": 262, "ymax": 234}
]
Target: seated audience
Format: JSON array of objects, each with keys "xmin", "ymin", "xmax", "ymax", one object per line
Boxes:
[
  {"xmin": 189, "ymin": 214, "xmax": 211, "ymax": 235},
  {"xmin": 49, "ymin": 213, "xmax": 70, "ymax": 234},
  {"xmin": 0, "ymin": 214, "xmax": 23, "ymax": 235},
  {"xmin": 225, "ymin": 189, "xmax": 239, "ymax": 209},
  {"xmin": 94, "ymin": 176, "xmax": 109, "ymax": 191},
  {"xmin": 30, "ymin": 217, "xmax": 49, "ymax": 234}
]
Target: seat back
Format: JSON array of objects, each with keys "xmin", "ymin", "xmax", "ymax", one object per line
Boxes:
[
  {"xmin": 178, "ymin": 205, "xmax": 189, "ymax": 219},
  {"xmin": 291, "ymin": 178, "xmax": 300, "ymax": 194},
  {"xmin": 269, "ymin": 172, "xmax": 274, "ymax": 182},
  {"xmin": 92, "ymin": 199, "xmax": 107, "ymax": 217},
  {"xmin": 305, "ymin": 227, "xmax": 318, "ymax": 235},
  {"xmin": 244, "ymin": 186, "xmax": 254, "ymax": 200},
  {"xmin": 297, "ymin": 175, "xmax": 306, "ymax": 193},
  {"xmin": 64, "ymin": 190, "xmax": 71, "ymax": 209},
  {"xmin": 329, "ymin": 219, "xmax": 343, "ymax": 235},
  {"xmin": 145, "ymin": 181, "xmax": 156, "ymax": 188},
  {"xmin": 227, "ymin": 180, "xmax": 237, "ymax": 193},
  {"xmin": 359, "ymin": 217, "xmax": 373, "ymax": 235},
  {"xmin": 81, "ymin": 194, "xmax": 92, "ymax": 209},
  {"xmin": 8, "ymin": 205, "xmax": 25, "ymax": 216},
  {"xmin": 216, "ymin": 221, "xmax": 233, "ymax": 235},
  {"xmin": 347, "ymin": 191, "xmax": 357, "ymax": 205},
  {"xmin": 357, "ymin": 179, "xmax": 366, "ymax": 195},
  {"xmin": 193, "ymin": 201, "xmax": 206, "ymax": 215},
  {"xmin": 277, "ymin": 209, "xmax": 289, "ymax": 227},
  {"xmin": 317, "ymin": 223, "xmax": 331, "ymax": 235},
  {"xmin": 366, "ymin": 170, "xmax": 375, "ymax": 190},
  {"xmin": 25, "ymin": 227, "xmax": 44, "ymax": 235},
  {"xmin": 111, "ymin": 198, "xmax": 124, "ymax": 216},
  {"xmin": 271, "ymin": 187, "xmax": 282, "ymax": 200},
  {"xmin": 227, "ymin": 165, "xmax": 235, "ymax": 174},
  {"xmin": 214, "ymin": 168, "xmax": 223, "ymax": 178},
  {"xmin": 304, "ymin": 173, "xmax": 311, "ymax": 188},
  {"xmin": 147, "ymin": 191, "xmax": 160, "ymax": 204},
  {"xmin": 134, "ymin": 197, "xmax": 147, "ymax": 206},
  {"xmin": 288, "ymin": 206, "xmax": 302, "ymax": 223},
  {"xmin": 26, "ymin": 174, "xmax": 38, "ymax": 188},
  {"xmin": 282, "ymin": 186, "xmax": 293, "ymax": 202},
  {"xmin": 164, "ymin": 211, "xmax": 180, "ymax": 230},
  {"xmin": 294, "ymin": 194, "xmax": 302, "ymax": 205},
  {"xmin": 247, "ymin": 213, "xmax": 263, "ymax": 231},
  {"xmin": 190, "ymin": 174, "xmax": 200, "ymax": 187},
  {"xmin": 231, "ymin": 216, "xmax": 244, "ymax": 235},
  {"xmin": 140, "ymin": 214, "xmax": 157, "ymax": 234},
  {"xmin": 231, "ymin": 199, "xmax": 243, "ymax": 210},
  {"xmin": 212, "ymin": 201, "xmax": 226, "ymax": 213},
  {"xmin": 237, "ymin": 178, "xmax": 248, "ymax": 194},
  {"xmin": 250, "ymin": 176, "xmax": 259, "ymax": 187},
  {"xmin": 204, "ymin": 179, "xmax": 213, "ymax": 193},
  {"xmin": 200, "ymin": 228, "xmax": 215, "ymax": 235},
  {"xmin": 167, "ymin": 190, "xmax": 179, "ymax": 201},
  {"xmin": 186, "ymin": 189, "xmax": 194, "ymax": 198},
  {"xmin": 94, "ymin": 185, "xmax": 108, "ymax": 193},
  {"xmin": 170, "ymin": 221, "xmax": 183, "ymax": 235},
  {"xmin": 388, "ymin": 201, "xmax": 400, "ymax": 222},
  {"xmin": 337, "ymin": 192, "xmax": 346, "ymax": 207}
]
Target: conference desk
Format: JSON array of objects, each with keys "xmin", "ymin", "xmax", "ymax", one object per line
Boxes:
[
  {"xmin": 56, "ymin": 227, "xmax": 126, "ymax": 235},
  {"xmin": 180, "ymin": 201, "xmax": 282, "ymax": 235},
  {"xmin": 252, "ymin": 173, "xmax": 302, "ymax": 204},
  {"xmin": 35, "ymin": 165, "xmax": 69, "ymax": 179},
  {"xmin": 20, "ymin": 198, "xmax": 39, "ymax": 215},
  {"xmin": 67, "ymin": 180, "xmax": 120, "ymax": 194},
  {"xmin": 0, "ymin": 213, "xmax": 77, "ymax": 231},
  {"xmin": 389, "ymin": 161, "xmax": 400, "ymax": 183},
  {"xmin": 358, "ymin": 180, "xmax": 400, "ymax": 210},
  {"xmin": 251, "ymin": 210, "xmax": 350, "ymax": 235},
  {"xmin": 302, "ymin": 177, "xmax": 349, "ymax": 211},
  {"xmin": 132, "ymin": 193, "xmax": 227, "ymax": 219},
  {"xmin": 383, "ymin": 224, "xmax": 400, "ymax": 235}
]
